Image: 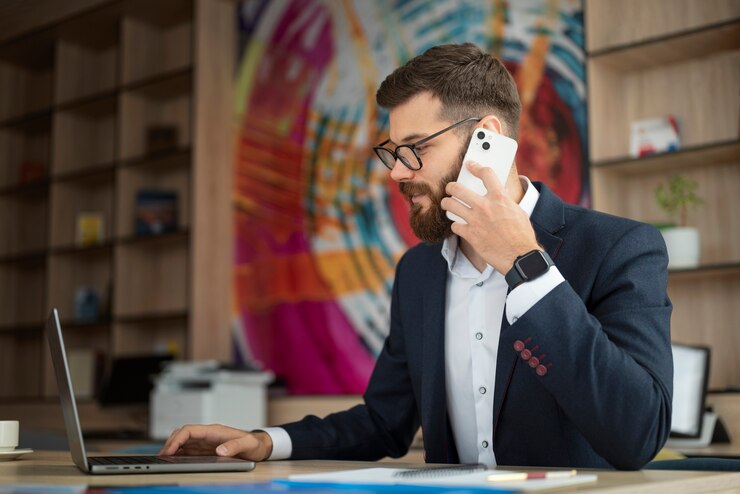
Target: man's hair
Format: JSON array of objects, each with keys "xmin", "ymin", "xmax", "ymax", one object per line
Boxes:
[{"xmin": 376, "ymin": 43, "xmax": 521, "ymax": 138}]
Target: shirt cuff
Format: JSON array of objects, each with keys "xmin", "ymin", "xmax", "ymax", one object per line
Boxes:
[
  {"xmin": 257, "ymin": 427, "xmax": 292, "ymax": 460},
  {"xmin": 506, "ymin": 267, "xmax": 565, "ymax": 325}
]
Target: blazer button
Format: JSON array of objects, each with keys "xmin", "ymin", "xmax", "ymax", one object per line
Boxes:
[
  {"xmin": 528, "ymin": 356, "xmax": 539, "ymax": 368},
  {"xmin": 536, "ymin": 365, "xmax": 548, "ymax": 376},
  {"xmin": 513, "ymin": 340, "xmax": 525, "ymax": 352},
  {"xmin": 520, "ymin": 349, "xmax": 532, "ymax": 361}
]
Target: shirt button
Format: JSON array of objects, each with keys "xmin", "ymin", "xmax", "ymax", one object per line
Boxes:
[
  {"xmin": 481, "ymin": 440, "xmax": 489, "ymax": 449},
  {"xmin": 476, "ymin": 281, "xmax": 484, "ymax": 287},
  {"xmin": 479, "ymin": 386, "xmax": 487, "ymax": 395},
  {"xmin": 475, "ymin": 332, "xmax": 483, "ymax": 340}
]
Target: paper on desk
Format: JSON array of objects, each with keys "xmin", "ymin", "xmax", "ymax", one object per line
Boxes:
[{"xmin": 284, "ymin": 467, "xmax": 598, "ymax": 492}]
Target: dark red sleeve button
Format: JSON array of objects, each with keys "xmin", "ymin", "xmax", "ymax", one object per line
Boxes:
[
  {"xmin": 528, "ymin": 357, "xmax": 540, "ymax": 368},
  {"xmin": 536, "ymin": 365, "xmax": 548, "ymax": 376},
  {"xmin": 513, "ymin": 340, "xmax": 525, "ymax": 352},
  {"xmin": 520, "ymin": 349, "xmax": 532, "ymax": 361}
]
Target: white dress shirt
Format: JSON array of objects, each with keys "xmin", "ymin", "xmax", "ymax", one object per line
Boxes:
[
  {"xmin": 263, "ymin": 177, "xmax": 565, "ymax": 461},
  {"xmin": 442, "ymin": 177, "xmax": 564, "ymax": 465}
]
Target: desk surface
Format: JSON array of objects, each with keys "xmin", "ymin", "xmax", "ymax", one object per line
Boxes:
[{"xmin": 1, "ymin": 451, "xmax": 740, "ymax": 493}]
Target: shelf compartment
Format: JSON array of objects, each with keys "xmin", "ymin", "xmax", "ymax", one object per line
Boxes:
[
  {"xmin": 114, "ymin": 235, "xmax": 188, "ymax": 318},
  {"xmin": 589, "ymin": 20, "xmax": 740, "ymax": 71},
  {"xmin": 0, "ymin": 32, "xmax": 54, "ymax": 122},
  {"xmin": 588, "ymin": 50, "xmax": 740, "ymax": 162},
  {"xmin": 0, "ymin": 331, "xmax": 43, "ymax": 399},
  {"xmin": 119, "ymin": 72, "xmax": 192, "ymax": 161},
  {"xmin": 592, "ymin": 140, "xmax": 740, "ymax": 176},
  {"xmin": 668, "ymin": 272, "xmax": 740, "ymax": 390},
  {"xmin": 116, "ymin": 151, "xmax": 190, "ymax": 238},
  {"xmin": 0, "ymin": 114, "xmax": 51, "ymax": 189},
  {"xmin": 586, "ymin": 2, "xmax": 740, "ymax": 52},
  {"xmin": 54, "ymin": 5, "xmax": 119, "ymax": 105},
  {"xmin": 41, "ymin": 318, "xmax": 110, "ymax": 398},
  {"xmin": 121, "ymin": 0, "xmax": 193, "ymax": 85},
  {"xmin": 0, "ymin": 260, "xmax": 46, "ymax": 327},
  {"xmin": 52, "ymin": 95, "xmax": 117, "ymax": 176},
  {"xmin": 112, "ymin": 313, "xmax": 187, "ymax": 357},
  {"xmin": 49, "ymin": 170, "xmax": 114, "ymax": 249},
  {"xmin": 47, "ymin": 248, "xmax": 113, "ymax": 326},
  {"xmin": 0, "ymin": 192, "xmax": 48, "ymax": 258},
  {"xmin": 592, "ymin": 162, "xmax": 740, "ymax": 267}
]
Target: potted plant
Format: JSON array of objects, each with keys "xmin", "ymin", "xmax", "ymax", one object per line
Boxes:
[{"xmin": 655, "ymin": 175, "xmax": 703, "ymax": 269}]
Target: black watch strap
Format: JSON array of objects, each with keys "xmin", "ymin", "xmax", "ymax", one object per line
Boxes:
[{"xmin": 505, "ymin": 250, "xmax": 554, "ymax": 290}]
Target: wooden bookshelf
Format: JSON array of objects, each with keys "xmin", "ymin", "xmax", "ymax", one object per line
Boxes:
[
  {"xmin": 0, "ymin": 0, "xmax": 235, "ymax": 401},
  {"xmin": 587, "ymin": 0, "xmax": 740, "ymax": 389}
]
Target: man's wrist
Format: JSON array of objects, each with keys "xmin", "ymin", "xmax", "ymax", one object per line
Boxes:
[{"xmin": 251, "ymin": 430, "xmax": 273, "ymax": 461}]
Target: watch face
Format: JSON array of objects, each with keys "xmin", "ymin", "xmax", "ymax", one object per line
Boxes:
[{"xmin": 517, "ymin": 251, "xmax": 549, "ymax": 279}]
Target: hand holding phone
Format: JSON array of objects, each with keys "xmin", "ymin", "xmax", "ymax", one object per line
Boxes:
[{"xmin": 446, "ymin": 128, "xmax": 518, "ymax": 224}]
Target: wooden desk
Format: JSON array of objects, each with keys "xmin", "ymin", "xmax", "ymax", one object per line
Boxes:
[{"xmin": 1, "ymin": 451, "xmax": 740, "ymax": 493}]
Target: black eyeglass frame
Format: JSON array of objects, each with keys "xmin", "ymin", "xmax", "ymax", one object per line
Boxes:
[{"xmin": 373, "ymin": 116, "xmax": 482, "ymax": 171}]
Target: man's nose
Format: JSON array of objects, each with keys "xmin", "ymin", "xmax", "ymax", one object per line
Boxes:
[{"xmin": 389, "ymin": 158, "xmax": 415, "ymax": 182}]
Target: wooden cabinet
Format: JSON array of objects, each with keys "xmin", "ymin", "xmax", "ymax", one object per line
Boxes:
[
  {"xmin": 586, "ymin": 0, "xmax": 740, "ymax": 389},
  {"xmin": 0, "ymin": 0, "xmax": 234, "ymax": 400}
]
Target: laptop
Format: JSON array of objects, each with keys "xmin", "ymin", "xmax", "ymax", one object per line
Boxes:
[{"xmin": 46, "ymin": 308, "xmax": 256, "ymax": 474}]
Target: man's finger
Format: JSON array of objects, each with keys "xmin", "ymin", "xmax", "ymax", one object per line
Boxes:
[
  {"xmin": 440, "ymin": 196, "xmax": 472, "ymax": 222},
  {"xmin": 466, "ymin": 161, "xmax": 504, "ymax": 196},
  {"xmin": 445, "ymin": 180, "xmax": 483, "ymax": 208}
]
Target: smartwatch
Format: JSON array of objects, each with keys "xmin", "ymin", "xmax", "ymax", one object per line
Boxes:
[{"xmin": 505, "ymin": 249, "xmax": 554, "ymax": 290}]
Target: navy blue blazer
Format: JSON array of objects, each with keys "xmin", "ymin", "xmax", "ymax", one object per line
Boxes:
[{"xmin": 282, "ymin": 182, "xmax": 673, "ymax": 470}]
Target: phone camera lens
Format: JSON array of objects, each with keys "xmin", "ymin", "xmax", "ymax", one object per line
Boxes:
[
  {"xmin": 477, "ymin": 131, "xmax": 485, "ymax": 140},
  {"xmin": 482, "ymin": 142, "xmax": 491, "ymax": 150}
]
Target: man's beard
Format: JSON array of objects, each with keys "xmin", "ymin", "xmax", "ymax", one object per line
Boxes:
[{"xmin": 399, "ymin": 147, "xmax": 466, "ymax": 244}]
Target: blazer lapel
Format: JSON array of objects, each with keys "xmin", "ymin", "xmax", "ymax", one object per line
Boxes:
[
  {"xmin": 493, "ymin": 182, "xmax": 566, "ymax": 437},
  {"xmin": 421, "ymin": 246, "xmax": 450, "ymax": 463}
]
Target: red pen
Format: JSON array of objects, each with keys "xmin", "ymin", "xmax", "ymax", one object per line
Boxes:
[{"xmin": 487, "ymin": 469, "xmax": 577, "ymax": 482}]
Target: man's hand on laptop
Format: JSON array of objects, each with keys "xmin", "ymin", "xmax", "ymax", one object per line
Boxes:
[{"xmin": 158, "ymin": 424, "xmax": 273, "ymax": 461}]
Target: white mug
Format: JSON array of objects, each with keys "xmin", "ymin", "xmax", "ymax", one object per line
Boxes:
[{"xmin": 0, "ymin": 421, "xmax": 19, "ymax": 452}]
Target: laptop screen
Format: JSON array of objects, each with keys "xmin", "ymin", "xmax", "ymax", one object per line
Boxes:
[
  {"xmin": 670, "ymin": 343, "xmax": 711, "ymax": 438},
  {"xmin": 45, "ymin": 309, "xmax": 92, "ymax": 472}
]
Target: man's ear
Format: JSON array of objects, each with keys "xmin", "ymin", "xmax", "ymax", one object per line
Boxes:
[{"xmin": 478, "ymin": 115, "xmax": 504, "ymax": 135}]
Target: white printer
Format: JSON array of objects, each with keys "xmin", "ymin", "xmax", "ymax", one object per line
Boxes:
[{"xmin": 150, "ymin": 360, "xmax": 273, "ymax": 440}]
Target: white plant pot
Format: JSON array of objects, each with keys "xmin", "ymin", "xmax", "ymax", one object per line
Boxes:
[{"xmin": 660, "ymin": 227, "xmax": 700, "ymax": 269}]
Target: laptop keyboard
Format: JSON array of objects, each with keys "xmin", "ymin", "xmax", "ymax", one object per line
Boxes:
[{"xmin": 89, "ymin": 456, "xmax": 173, "ymax": 465}]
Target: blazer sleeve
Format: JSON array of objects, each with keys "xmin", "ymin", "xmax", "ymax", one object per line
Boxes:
[
  {"xmin": 512, "ymin": 222, "xmax": 673, "ymax": 470},
  {"xmin": 281, "ymin": 254, "xmax": 420, "ymax": 460}
]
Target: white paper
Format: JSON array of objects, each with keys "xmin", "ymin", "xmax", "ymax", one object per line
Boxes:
[{"xmin": 286, "ymin": 467, "xmax": 598, "ymax": 492}]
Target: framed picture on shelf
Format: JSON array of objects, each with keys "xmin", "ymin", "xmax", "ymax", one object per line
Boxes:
[
  {"xmin": 135, "ymin": 189, "xmax": 179, "ymax": 236},
  {"xmin": 629, "ymin": 115, "xmax": 680, "ymax": 158},
  {"xmin": 74, "ymin": 286, "xmax": 101, "ymax": 321}
]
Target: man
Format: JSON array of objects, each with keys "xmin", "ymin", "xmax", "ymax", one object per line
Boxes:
[{"xmin": 160, "ymin": 43, "xmax": 673, "ymax": 470}]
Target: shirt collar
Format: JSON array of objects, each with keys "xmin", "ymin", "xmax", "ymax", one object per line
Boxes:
[{"xmin": 441, "ymin": 176, "xmax": 540, "ymax": 272}]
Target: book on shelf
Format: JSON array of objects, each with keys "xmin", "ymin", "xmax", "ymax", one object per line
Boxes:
[
  {"xmin": 146, "ymin": 124, "xmax": 179, "ymax": 154},
  {"xmin": 18, "ymin": 159, "xmax": 46, "ymax": 184},
  {"xmin": 629, "ymin": 115, "xmax": 680, "ymax": 158},
  {"xmin": 76, "ymin": 212, "xmax": 104, "ymax": 246},
  {"xmin": 135, "ymin": 189, "xmax": 179, "ymax": 236}
]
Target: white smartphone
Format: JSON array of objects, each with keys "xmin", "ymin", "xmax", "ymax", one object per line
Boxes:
[{"xmin": 446, "ymin": 127, "xmax": 518, "ymax": 224}]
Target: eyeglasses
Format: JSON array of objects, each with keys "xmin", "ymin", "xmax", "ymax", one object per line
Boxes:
[{"xmin": 373, "ymin": 117, "xmax": 482, "ymax": 171}]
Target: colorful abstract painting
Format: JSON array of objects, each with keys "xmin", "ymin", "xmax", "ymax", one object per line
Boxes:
[{"xmin": 233, "ymin": 0, "xmax": 586, "ymax": 394}]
